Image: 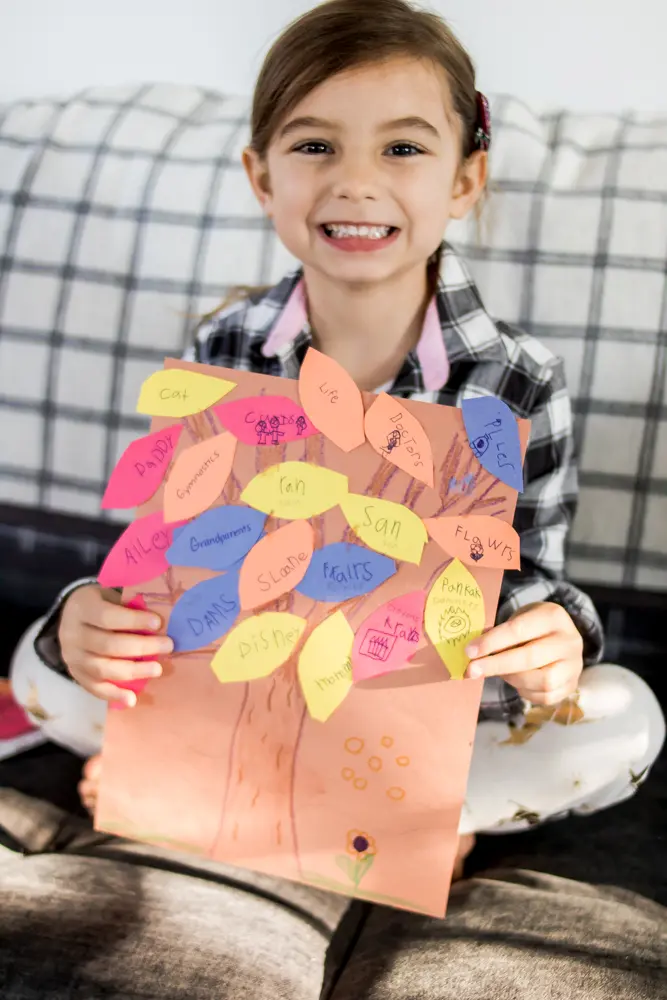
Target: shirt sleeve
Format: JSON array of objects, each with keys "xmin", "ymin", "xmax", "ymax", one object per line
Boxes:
[{"xmin": 497, "ymin": 356, "xmax": 604, "ymax": 666}]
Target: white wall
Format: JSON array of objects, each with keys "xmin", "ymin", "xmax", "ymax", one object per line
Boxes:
[{"xmin": 2, "ymin": 0, "xmax": 666, "ymax": 112}]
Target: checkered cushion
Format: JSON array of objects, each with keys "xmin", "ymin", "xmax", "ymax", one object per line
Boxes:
[{"xmin": 0, "ymin": 85, "xmax": 665, "ymax": 590}]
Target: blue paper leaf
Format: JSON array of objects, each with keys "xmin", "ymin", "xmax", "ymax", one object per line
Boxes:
[
  {"xmin": 165, "ymin": 506, "xmax": 266, "ymax": 570},
  {"xmin": 461, "ymin": 396, "xmax": 523, "ymax": 492},
  {"xmin": 296, "ymin": 543, "xmax": 396, "ymax": 602},
  {"xmin": 167, "ymin": 571, "xmax": 241, "ymax": 652}
]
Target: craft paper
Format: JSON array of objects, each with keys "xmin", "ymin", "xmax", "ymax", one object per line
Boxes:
[
  {"xmin": 424, "ymin": 515, "xmax": 521, "ymax": 570},
  {"xmin": 239, "ymin": 521, "xmax": 314, "ymax": 610},
  {"xmin": 97, "ymin": 356, "xmax": 527, "ymax": 920},
  {"xmin": 297, "ymin": 543, "xmax": 396, "ymax": 602},
  {"xmin": 340, "ymin": 494, "xmax": 428, "ymax": 565},
  {"xmin": 211, "ymin": 612, "xmax": 307, "ymax": 683},
  {"xmin": 364, "ymin": 393, "xmax": 434, "ymax": 488},
  {"xmin": 462, "ymin": 396, "xmax": 523, "ymax": 492},
  {"xmin": 137, "ymin": 369, "xmax": 235, "ymax": 417},
  {"xmin": 215, "ymin": 395, "xmax": 317, "ymax": 446},
  {"xmin": 425, "ymin": 559, "xmax": 486, "ymax": 680},
  {"xmin": 242, "ymin": 462, "xmax": 348, "ymax": 520},
  {"xmin": 298, "ymin": 611, "xmax": 354, "ymax": 722},
  {"xmin": 352, "ymin": 590, "xmax": 426, "ymax": 682},
  {"xmin": 298, "ymin": 347, "xmax": 366, "ymax": 452},
  {"xmin": 167, "ymin": 571, "xmax": 241, "ymax": 652},
  {"xmin": 163, "ymin": 432, "xmax": 236, "ymax": 523},
  {"xmin": 102, "ymin": 424, "xmax": 183, "ymax": 510},
  {"xmin": 98, "ymin": 511, "xmax": 176, "ymax": 587},
  {"xmin": 166, "ymin": 506, "xmax": 266, "ymax": 570}
]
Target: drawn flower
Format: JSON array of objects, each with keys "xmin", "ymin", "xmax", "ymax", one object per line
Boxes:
[{"xmin": 346, "ymin": 829, "xmax": 377, "ymax": 861}]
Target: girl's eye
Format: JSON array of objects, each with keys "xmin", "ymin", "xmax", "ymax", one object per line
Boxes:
[
  {"xmin": 385, "ymin": 142, "xmax": 424, "ymax": 157},
  {"xmin": 292, "ymin": 141, "xmax": 333, "ymax": 155}
]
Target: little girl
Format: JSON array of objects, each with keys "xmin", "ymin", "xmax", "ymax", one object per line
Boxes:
[{"xmin": 11, "ymin": 0, "xmax": 664, "ymax": 865}]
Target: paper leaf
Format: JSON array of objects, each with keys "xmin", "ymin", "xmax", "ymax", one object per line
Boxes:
[
  {"xmin": 461, "ymin": 396, "xmax": 523, "ymax": 492},
  {"xmin": 102, "ymin": 424, "xmax": 183, "ymax": 510},
  {"xmin": 364, "ymin": 393, "xmax": 434, "ymax": 488},
  {"xmin": 298, "ymin": 347, "xmax": 365, "ymax": 452},
  {"xmin": 214, "ymin": 395, "xmax": 318, "ymax": 446},
  {"xmin": 167, "ymin": 571, "xmax": 240, "ymax": 652},
  {"xmin": 239, "ymin": 521, "xmax": 314, "ymax": 610},
  {"xmin": 296, "ymin": 542, "xmax": 396, "ymax": 602},
  {"xmin": 110, "ymin": 594, "xmax": 152, "ymax": 708},
  {"xmin": 298, "ymin": 611, "xmax": 354, "ymax": 722},
  {"xmin": 241, "ymin": 461, "xmax": 348, "ymax": 520},
  {"xmin": 424, "ymin": 515, "xmax": 520, "ymax": 570},
  {"xmin": 137, "ymin": 369, "xmax": 236, "ymax": 417},
  {"xmin": 211, "ymin": 612, "xmax": 307, "ymax": 683},
  {"xmin": 165, "ymin": 505, "xmax": 266, "ymax": 570},
  {"xmin": 340, "ymin": 494, "xmax": 428, "ymax": 565},
  {"xmin": 352, "ymin": 590, "xmax": 427, "ymax": 682},
  {"xmin": 98, "ymin": 511, "xmax": 176, "ymax": 587},
  {"xmin": 424, "ymin": 558, "xmax": 485, "ymax": 679},
  {"xmin": 163, "ymin": 432, "xmax": 237, "ymax": 523}
]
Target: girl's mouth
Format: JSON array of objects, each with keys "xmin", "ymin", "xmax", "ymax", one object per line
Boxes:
[{"xmin": 319, "ymin": 223, "xmax": 400, "ymax": 252}]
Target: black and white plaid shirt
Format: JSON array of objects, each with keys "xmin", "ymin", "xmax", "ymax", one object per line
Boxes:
[{"xmin": 189, "ymin": 243, "xmax": 604, "ymax": 722}]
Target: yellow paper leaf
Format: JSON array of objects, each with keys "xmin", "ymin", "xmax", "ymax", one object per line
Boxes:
[
  {"xmin": 211, "ymin": 612, "xmax": 307, "ymax": 683},
  {"xmin": 298, "ymin": 611, "xmax": 354, "ymax": 722},
  {"xmin": 241, "ymin": 462, "xmax": 348, "ymax": 520},
  {"xmin": 340, "ymin": 493, "xmax": 427, "ymax": 565},
  {"xmin": 137, "ymin": 369, "xmax": 236, "ymax": 417},
  {"xmin": 424, "ymin": 558, "xmax": 485, "ymax": 679}
]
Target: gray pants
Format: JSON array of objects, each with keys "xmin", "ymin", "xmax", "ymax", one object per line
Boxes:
[{"xmin": 2, "ymin": 788, "xmax": 666, "ymax": 1000}]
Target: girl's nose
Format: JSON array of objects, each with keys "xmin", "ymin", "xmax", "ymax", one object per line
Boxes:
[{"xmin": 330, "ymin": 158, "xmax": 379, "ymax": 202}]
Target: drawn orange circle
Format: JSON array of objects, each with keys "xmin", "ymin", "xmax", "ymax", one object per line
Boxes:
[
  {"xmin": 345, "ymin": 737, "xmax": 364, "ymax": 755},
  {"xmin": 387, "ymin": 786, "xmax": 405, "ymax": 801},
  {"xmin": 353, "ymin": 777, "xmax": 368, "ymax": 790},
  {"xmin": 341, "ymin": 767, "xmax": 355, "ymax": 781},
  {"xmin": 368, "ymin": 756, "xmax": 382, "ymax": 772},
  {"xmin": 396, "ymin": 756, "xmax": 410, "ymax": 767},
  {"xmin": 380, "ymin": 736, "xmax": 394, "ymax": 748}
]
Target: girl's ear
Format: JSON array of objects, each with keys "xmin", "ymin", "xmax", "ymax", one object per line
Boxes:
[
  {"xmin": 242, "ymin": 147, "xmax": 273, "ymax": 217},
  {"xmin": 449, "ymin": 150, "xmax": 488, "ymax": 220}
]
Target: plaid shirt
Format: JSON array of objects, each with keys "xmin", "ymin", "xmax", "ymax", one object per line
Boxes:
[{"xmin": 189, "ymin": 243, "xmax": 604, "ymax": 723}]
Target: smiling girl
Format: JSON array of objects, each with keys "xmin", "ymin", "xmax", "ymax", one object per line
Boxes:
[{"xmin": 11, "ymin": 0, "xmax": 664, "ymax": 878}]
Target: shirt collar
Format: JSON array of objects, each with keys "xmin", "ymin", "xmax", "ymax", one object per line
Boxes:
[{"xmin": 259, "ymin": 243, "xmax": 506, "ymax": 390}]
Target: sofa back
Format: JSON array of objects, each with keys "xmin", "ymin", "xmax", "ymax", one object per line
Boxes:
[{"xmin": 1, "ymin": 84, "xmax": 665, "ymax": 592}]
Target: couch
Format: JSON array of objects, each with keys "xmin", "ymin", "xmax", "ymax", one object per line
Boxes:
[{"xmin": 1, "ymin": 85, "xmax": 666, "ymax": 998}]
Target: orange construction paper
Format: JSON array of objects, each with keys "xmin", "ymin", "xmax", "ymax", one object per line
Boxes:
[
  {"xmin": 424, "ymin": 514, "xmax": 521, "ymax": 570},
  {"xmin": 298, "ymin": 347, "xmax": 366, "ymax": 452},
  {"xmin": 365, "ymin": 393, "xmax": 434, "ymax": 488},
  {"xmin": 97, "ymin": 356, "xmax": 528, "ymax": 919},
  {"xmin": 239, "ymin": 520, "xmax": 315, "ymax": 610},
  {"xmin": 163, "ymin": 431, "xmax": 236, "ymax": 523}
]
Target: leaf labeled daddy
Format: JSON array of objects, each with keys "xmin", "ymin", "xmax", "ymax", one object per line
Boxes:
[
  {"xmin": 340, "ymin": 494, "xmax": 428, "ymax": 565},
  {"xmin": 239, "ymin": 520, "xmax": 314, "ymax": 610},
  {"xmin": 102, "ymin": 424, "xmax": 183, "ymax": 510},
  {"xmin": 163, "ymin": 432, "xmax": 236, "ymax": 523},
  {"xmin": 241, "ymin": 461, "xmax": 348, "ymax": 520},
  {"xmin": 364, "ymin": 393, "xmax": 434, "ymax": 488},
  {"xmin": 215, "ymin": 394, "xmax": 317, "ymax": 446},
  {"xmin": 137, "ymin": 368, "xmax": 235, "ymax": 417},
  {"xmin": 211, "ymin": 612, "xmax": 307, "ymax": 683}
]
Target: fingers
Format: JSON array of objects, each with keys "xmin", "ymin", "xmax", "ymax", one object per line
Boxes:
[
  {"xmin": 508, "ymin": 660, "xmax": 580, "ymax": 705},
  {"xmin": 466, "ymin": 602, "xmax": 574, "ymax": 662},
  {"xmin": 469, "ymin": 634, "xmax": 572, "ymax": 678},
  {"xmin": 79, "ymin": 624, "xmax": 172, "ymax": 661},
  {"xmin": 67, "ymin": 585, "xmax": 163, "ymax": 633}
]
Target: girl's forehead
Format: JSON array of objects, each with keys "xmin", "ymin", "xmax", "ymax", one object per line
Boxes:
[{"xmin": 283, "ymin": 56, "xmax": 455, "ymax": 128}]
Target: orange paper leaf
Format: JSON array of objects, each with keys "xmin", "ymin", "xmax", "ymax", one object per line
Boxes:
[
  {"xmin": 298, "ymin": 347, "xmax": 365, "ymax": 452},
  {"xmin": 364, "ymin": 393, "xmax": 434, "ymax": 488},
  {"xmin": 239, "ymin": 520, "xmax": 315, "ymax": 610},
  {"xmin": 424, "ymin": 515, "xmax": 520, "ymax": 570},
  {"xmin": 163, "ymin": 432, "xmax": 236, "ymax": 523}
]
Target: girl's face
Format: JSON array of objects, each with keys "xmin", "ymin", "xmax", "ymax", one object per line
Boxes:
[{"xmin": 244, "ymin": 56, "xmax": 486, "ymax": 289}]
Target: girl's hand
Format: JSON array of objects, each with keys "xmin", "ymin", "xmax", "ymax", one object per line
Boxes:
[
  {"xmin": 58, "ymin": 584, "xmax": 173, "ymax": 706},
  {"xmin": 465, "ymin": 602, "xmax": 584, "ymax": 705}
]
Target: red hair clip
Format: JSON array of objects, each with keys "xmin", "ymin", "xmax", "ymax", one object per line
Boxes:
[{"xmin": 474, "ymin": 91, "xmax": 491, "ymax": 151}]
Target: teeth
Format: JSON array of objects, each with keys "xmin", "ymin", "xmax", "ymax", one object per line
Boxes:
[{"xmin": 324, "ymin": 224, "xmax": 392, "ymax": 239}]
